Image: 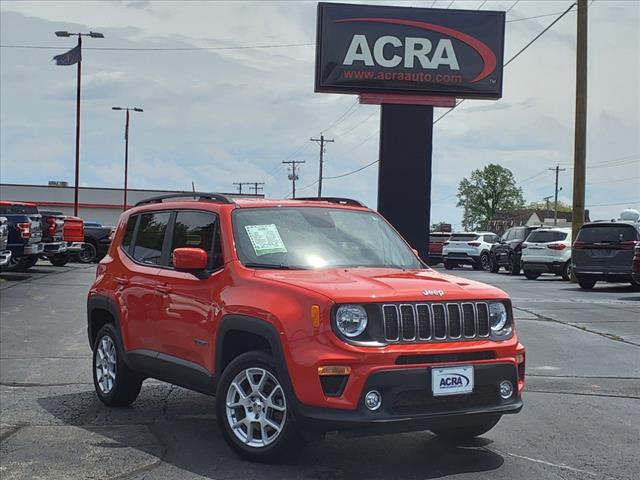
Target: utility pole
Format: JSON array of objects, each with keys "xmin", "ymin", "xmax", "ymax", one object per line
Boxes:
[
  {"xmin": 543, "ymin": 195, "xmax": 553, "ymax": 217},
  {"xmin": 282, "ymin": 160, "xmax": 305, "ymax": 199},
  {"xmin": 233, "ymin": 182, "xmax": 245, "ymax": 194},
  {"xmin": 310, "ymin": 135, "xmax": 334, "ymax": 197},
  {"xmin": 572, "ymin": 0, "xmax": 588, "ymax": 249},
  {"xmin": 112, "ymin": 107, "xmax": 143, "ymax": 210},
  {"xmin": 249, "ymin": 182, "xmax": 265, "ymax": 195},
  {"xmin": 549, "ymin": 165, "xmax": 566, "ymax": 225}
]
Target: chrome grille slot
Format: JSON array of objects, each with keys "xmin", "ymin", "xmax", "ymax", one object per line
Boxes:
[
  {"xmin": 416, "ymin": 304, "xmax": 431, "ymax": 340},
  {"xmin": 432, "ymin": 304, "xmax": 447, "ymax": 339},
  {"xmin": 383, "ymin": 305, "xmax": 400, "ymax": 341},
  {"xmin": 476, "ymin": 302, "xmax": 490, "ymax": 337},
  {"xmin": 400, "ymin": 305, "xmax": 416, "ymax": 340},
  {"xmin": 447, "ymin": 304, "xmax": 462, "ymax": 339},
  {"xmin": 462, "ymin": 303, "xmax": 476, "ymax": 337}
]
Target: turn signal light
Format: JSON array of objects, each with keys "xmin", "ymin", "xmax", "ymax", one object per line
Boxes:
[
  {"xmin": 311, "ymin": 305, "xmax": 320, "ymax": 328},
  {"xmin": 318, "ymin": 366, "xmax": 351, "ymax": 376},
  {"xmin": 515, "ymin": 353, "xmax": 525, "ymax": 364}
]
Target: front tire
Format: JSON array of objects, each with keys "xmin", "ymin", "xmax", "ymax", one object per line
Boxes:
[
  {"xmin": 431, "ymin": 415, "xmax": 501, "ymax": 443},
  {"xmin": 507, "ymin": 255, "xmax": 520, "ymax": 276},
  {"xmin": 78, "ymin": 242, "xmax": 97, "ymax": 263},
  {"xmin": 489, "ymin": 254, "xmax": 499, "ymax": 273},
  {"xmin": 217, "ymin": 351, "xmax": 300, "ymax": 463},
  {"xmin": 92, "ymin": 324, "xmax": 142, "ymax": 407},
  {"xmin": 49, "ymin": 252, "xmax": 70, "ymax": 267},
  {"xmin": 6, "ymin": 255, "xmax": 36, "ymax": 272},
  {"xmin": 444, "ymin": 260, "xmax": 458, "ymax": 270},
  {"xmin": 577, "ymin": 276, "xmax": 597, "ymax": 290},
  {"xmin": 478, "ymin": 253, "xmax": 491, "ymax": 271}
]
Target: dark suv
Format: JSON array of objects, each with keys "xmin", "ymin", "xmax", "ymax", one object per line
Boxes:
[
  {"xmin": 573, "ymin": 221, "xmax": 640, "ymax": 289},
  {"xmin": 490, "ymin": 226, "xmax": 539, "ymax": 275},
  {"xmin": 88, "ymin": 193, "xmax": 525, "ymax": 462}
]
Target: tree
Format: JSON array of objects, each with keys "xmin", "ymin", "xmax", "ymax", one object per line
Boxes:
[
  {"xmin": 456, "ymin": 164, "xmax": 524, "ymax": 231},
  {"xmin": 526, "ymin": 200, "xmax": 572, "ymax": 213}
]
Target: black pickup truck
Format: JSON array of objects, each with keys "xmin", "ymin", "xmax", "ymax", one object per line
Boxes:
[
  {"xmin": 77, "ymin": 221, "xmax": 113, "ymax": 263},
  {"xmin": 0, "ymin": 201, "xmax": 44, "ymax": 271}
]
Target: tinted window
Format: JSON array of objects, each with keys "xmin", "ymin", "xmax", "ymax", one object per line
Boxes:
[
  {"xmin": 527, "ymin": 230, "xmax": 568, "ymax": 243},
  {"xmin": 450, "ymin": 233, "xmax": 478, "ymax": 241},
  {"xmin": 576, "ymin": 225, "xmax": 638, "ymax": 243},
  {"xmin": 122, "ymin": 215, "xmax": 138, "ymax": 250},
  {"xmin": 483, "ymin": 235, "xmax": 496, "ymax": 243},
  {"xmin": 502, "ymin": 229, "xmax": 513, "ymax": 241},
  {"xmin": 132, "ymin": 212, "xmax": 171, "ymax": 265},
  {"xmin": 513, "ymin": 228, "xmax": 528, "ymax": 240},
  {"xmin": 170, "ymin": 211, "xmax": 217, "ymax": 266}
]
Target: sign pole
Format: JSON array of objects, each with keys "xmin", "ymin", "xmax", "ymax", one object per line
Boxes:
[{"xmin": 73, "ymin": 35, "xmax": 82, "ymax": 217}]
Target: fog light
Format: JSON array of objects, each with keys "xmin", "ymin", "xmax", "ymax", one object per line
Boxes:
[
  {"xmin": 500, "ymin": 380, "xmax": 514, "ymax": 399},
  {"xmin": 364, "ymin": 390, "xmax": 382, "ymax": 411}
]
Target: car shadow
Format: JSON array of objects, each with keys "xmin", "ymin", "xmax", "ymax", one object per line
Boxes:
[{"xmin": 37, "ymin": 387, "xmax": 505, "ymax": 479}]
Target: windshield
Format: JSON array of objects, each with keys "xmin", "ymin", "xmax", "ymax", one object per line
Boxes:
[
  {"xmin": 232, "ymin": 207, "xmax": 422, "ymax": 269},
  {"xmin": 449, "ymin": 233, "xmax": 478, "ymax": 241}
]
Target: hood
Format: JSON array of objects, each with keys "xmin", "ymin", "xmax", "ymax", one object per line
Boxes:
[{"xmin": 254, "ymin": 267, "xmax": 506, "ymax": 303}]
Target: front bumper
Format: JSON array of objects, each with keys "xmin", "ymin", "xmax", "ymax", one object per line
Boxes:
[
  {"xmin": 23, "ymin": 243, "xmax": 45, "ymax": 255},
  {"xmin": 0, "ymin": 250, "xmax": 12, "ymax": 267},
  {"xmin": 42, "ymin": 241, "xmax": 67, "ymax": 255},
  {"xmin": 66, "ymin": 242, "xmax": 84, "ymax": 253},
  {"xmin": 294, "ymin": 363, "xmax": 522, "ymax": 434}
]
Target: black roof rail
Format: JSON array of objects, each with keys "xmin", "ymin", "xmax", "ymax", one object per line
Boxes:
[
  {"xmin": 295, "ymin": 197, "xmax": 367, "ymax": 208},
  {"xmin": 134, "ymin": 192, "xmax": 235, "ymax": 207}
]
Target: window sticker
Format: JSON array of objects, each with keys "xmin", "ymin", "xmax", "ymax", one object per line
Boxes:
[{"xmin": 244, "ymin": 224, "xmax": 288, "ymax": 256}]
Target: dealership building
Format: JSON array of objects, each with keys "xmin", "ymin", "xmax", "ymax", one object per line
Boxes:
[{"xmin": 0, "ymin": 183, "xmax": 263, "ymax": 226}]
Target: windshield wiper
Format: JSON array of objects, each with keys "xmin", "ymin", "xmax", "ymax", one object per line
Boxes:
[{"xmin": 244, "ymin": 262, "xmax": 309, "ymax": 270}]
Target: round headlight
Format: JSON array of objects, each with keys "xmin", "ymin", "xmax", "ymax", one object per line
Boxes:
[
  {"xmin": 489, "ymin": 302, "xmax": 509, "ymax": 334},
  {"xmin": 335, "ymin": 305, "xmax": 368, "ymax": 338}
]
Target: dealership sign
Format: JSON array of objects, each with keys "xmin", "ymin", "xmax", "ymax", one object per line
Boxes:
[{"xmin": 315, "ymin": 3, "xmax": 506, "ymax": 99}]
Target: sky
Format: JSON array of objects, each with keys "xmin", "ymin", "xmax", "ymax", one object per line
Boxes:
[{"xmin": 1, "ymin": 0, "xmax": 639, "ymax": 227}]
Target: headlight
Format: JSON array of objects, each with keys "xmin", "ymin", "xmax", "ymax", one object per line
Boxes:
[
  {"xmin": 489, "ymin": 302, "xmax": 511, "ymax": 336},
  {"xmin": 335, "ymin": 304, "xmax": 368, "ymax": 338}
]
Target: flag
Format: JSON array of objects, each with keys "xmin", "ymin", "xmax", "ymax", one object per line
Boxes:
[{"xmin": 52, "ymin": 45, "xmax": 81, "ymax": 66}]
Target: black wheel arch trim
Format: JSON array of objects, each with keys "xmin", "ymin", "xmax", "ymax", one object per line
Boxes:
[
  {"xmin": 87, "ymin": 294, "xmax": 123, "ymax": 351},
  {"xmin": 216, "ymin": 314, "xmax": 301, "ymax": 408}
]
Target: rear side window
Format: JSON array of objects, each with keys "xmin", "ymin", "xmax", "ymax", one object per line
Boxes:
[
  {"xmin": 527, "ymin": 230, "xmax": 567, "ymax": 243},
  {"xmin": 170, "ymin": 211, "xmax": 218, "ymax": 266},
  {"xmin": 131, "ymin": 212, "xmax": 171, "ymax": 265},
  {"xmin": 450, "ymin": 234, "xmax": 478, "ymax": 241},
  {"xmin": 429, "ymin": 234, "xmax": 450, "ymax": 243},
  {"xmin": 483, "ymin": 235, "xmax": 497, "ymax": 243},
  {"xmin": 121, "ymin": 215, "xmax": 138, "ymax": 250},
  {"xmin": 576, "ymin": 225, "xmax": 638, "ymax": 243}
]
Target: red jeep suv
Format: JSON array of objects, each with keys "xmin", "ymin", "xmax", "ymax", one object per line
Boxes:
[{"xmin": 88, "ymin": 193, "xmax": 525, "ymax": 462}]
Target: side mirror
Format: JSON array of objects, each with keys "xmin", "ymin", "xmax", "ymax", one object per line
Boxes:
[{"xmin": 173, "ymin": 247, "xmax": 208, "ymax": 271}]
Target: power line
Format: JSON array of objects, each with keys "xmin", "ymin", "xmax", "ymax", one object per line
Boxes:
[
  {"xmin": 505, "ymin": 0, "xmax": 520, "ymax": 14},
  {"xmin": 334, "ymin": 107, "xmax": 379, "ymax": 138},
  {"xmin": 324, "ymin": 159, "xmax": 379, "ymax": 180},
  {"xmin": 585, "ymin": 201, "xmax": 639, "ymax": 207},
  {"xmin": 0, "ymin": 42, "xmax": 314, "ymax": 51},
  {"xmin": 321, "ymin": 100, "xmax": 360, "ymax": 134}
]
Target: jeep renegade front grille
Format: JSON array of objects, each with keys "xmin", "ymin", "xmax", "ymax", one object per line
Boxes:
[{"xmin": 382, "ymin": 302, "xmax": 490, "ymax": 343}]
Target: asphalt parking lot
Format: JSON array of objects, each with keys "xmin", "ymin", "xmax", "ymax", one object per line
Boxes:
[{"xmin": 1, "ymin": 262, "xmax": 639, "ymax": 480}]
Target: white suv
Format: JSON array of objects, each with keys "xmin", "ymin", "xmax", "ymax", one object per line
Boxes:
[
  {"xmin": 521, "ymin": 227, "xmax": 572, "ymax": 280},
  {"xmin": 442, "ymin": 232, "xmax": 499, "ymax": 270}
]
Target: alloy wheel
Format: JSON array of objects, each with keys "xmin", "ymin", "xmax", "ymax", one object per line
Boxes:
[
  {"xmin": 79, "ymin": 243, "xmax": 97, "ymax": 263},
  {"xmin": 481, "ymin": 254, "xmax": 491, "ymax": 271},
  {"xmin": 95, "ymin": 335, "xmax": 117, "ymax": 394},
  {"xmin": 225, "ymin": 367, "xmax": 287, "ymax": 448}
]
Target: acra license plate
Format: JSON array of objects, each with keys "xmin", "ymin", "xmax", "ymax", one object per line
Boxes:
[{"xmin": 432, "ymin": 366, "xmax": 474, "ymax": 396}]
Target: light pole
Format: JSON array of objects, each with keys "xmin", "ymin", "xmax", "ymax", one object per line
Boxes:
[
  {"xmin": 112, "ymin": 107, "xmax": 143, "ymax": 210},
  {"xmin": 54, "ymin": 30, "xmax": 104, "ymax": 217}
]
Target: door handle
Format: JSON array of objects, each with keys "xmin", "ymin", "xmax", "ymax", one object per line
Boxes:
[
  {"xmin": 155, "ymin": 285, "xmax": 173, "ymax": 294},
  {"xmin": 114, "ymin": 277, "xmax": 130, "ymax": 287}
]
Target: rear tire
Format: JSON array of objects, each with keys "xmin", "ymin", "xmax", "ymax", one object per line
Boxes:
[
  {"xmin": 577, "ymin": 276, "xmax": 597, "ymax": 290},
  {"xmin": 444, "ymin": 260, "xmax": 456, "ymax": 270},
  {"xmin": 561, "ymin": 261, "xmax": 572, "ymax": 281},
  {"xmin": 49, "ymin": 252, "xmax": 70, "ymax": 267},
  {"xmin": 507, "ymin": 255, "xmax": 520, "ymax": 276},
  {"xmin": 432, "ymin": 415, "xmax": 502, "ymax": 443},
  {"xmin": 217, "ymin": 351, "xmax": 301, "ymax": 463},
  {"xmin": 6, "ymin": 255, "xmax": 36, "ymax": 272},
  {"xmin": 92, "ymin": 324, "xmax": 142, "ymax": 407},
  {"xmin": 78, "ymin": 242, "xmax": 97, "ymax": 264},
  {"xmin": 524, "ymin": 270, "xmax": 540, "ymax": 280}
]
